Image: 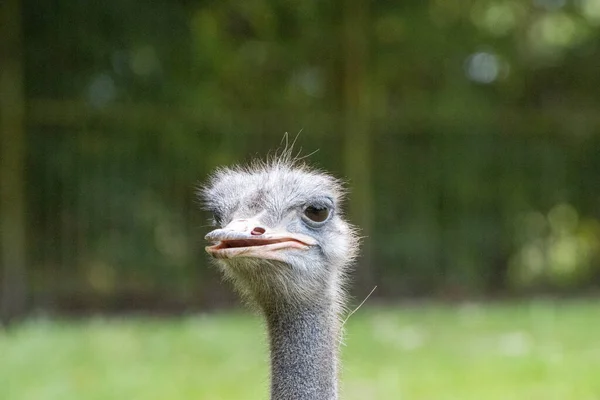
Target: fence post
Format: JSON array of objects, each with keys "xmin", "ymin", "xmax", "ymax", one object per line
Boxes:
[
  {"xmin": 0, "ymin": 0, "xmax": 27, "ymax": 325},
  {"xmin": 342, "ymin": 0, "xmax": 375, "ymax": 291}
]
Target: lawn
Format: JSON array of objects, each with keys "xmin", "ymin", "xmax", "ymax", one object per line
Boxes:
[{"xmin": 2, "ymin": 300, "xmax": 600, "ymax": 400}]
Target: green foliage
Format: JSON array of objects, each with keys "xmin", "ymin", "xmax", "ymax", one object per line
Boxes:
[
  {"xmin": 2, "ymin": 302, "xmax": 600, "ymax": 399},
  {"xmin": 14, "ymin": 0, "xmax": 600, "ymax": 306}
]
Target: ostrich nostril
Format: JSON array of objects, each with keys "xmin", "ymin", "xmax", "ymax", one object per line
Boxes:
[{"xmin": 251, "ymin": 227, "xmax": 266, "ymax": 236}]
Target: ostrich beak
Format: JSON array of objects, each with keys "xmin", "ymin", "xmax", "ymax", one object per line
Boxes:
[{"xmin": 204, "ymin": 218, "xmax": 317, "ymax": 260}]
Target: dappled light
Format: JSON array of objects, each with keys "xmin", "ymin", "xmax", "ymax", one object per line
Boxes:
[
  {"xmin": 470, "ymin": 1, "xmax": 523, "ymax": 36},
  {"xmin": 527, "ymin": 12, "xmax": 587, "ymax": 58},
  {"xmin": 87, "ymin": 74, "xmax": 116, "ymax": 109},
  {"xmin": 579, "ymin": 0, "xmax": 600, "ymax": 24},
  {"xmin": 465, "ymin": 51, "xmax": 505, "ymax": 83},
  {"xmin": 509, "ymin": 204, "xmax": 600, "ymax": 288}
]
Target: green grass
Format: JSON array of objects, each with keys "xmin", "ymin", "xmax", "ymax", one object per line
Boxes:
[{"xmin": 2, "ymin": 301, "xmax": 600, "ymax": 400}]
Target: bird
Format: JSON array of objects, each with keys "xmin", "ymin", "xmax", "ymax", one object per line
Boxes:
[{"xmin": 200, "ymin": 149, "xmax": 359, "ymax": 400}]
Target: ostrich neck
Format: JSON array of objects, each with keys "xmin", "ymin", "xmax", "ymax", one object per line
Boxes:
[{"xmin": 265, "ymin": 299, "xmax": 340, "ymax": 400}]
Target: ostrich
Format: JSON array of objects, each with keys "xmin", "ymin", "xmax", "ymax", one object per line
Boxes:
[{"xmin": 200, "ymin": 150, "xmax": 359, "ymax": 400}]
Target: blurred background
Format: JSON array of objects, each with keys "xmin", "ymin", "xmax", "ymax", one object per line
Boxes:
[{"xmin": 2, "ymin": 0, "xmax": 600, "ymax": 399}]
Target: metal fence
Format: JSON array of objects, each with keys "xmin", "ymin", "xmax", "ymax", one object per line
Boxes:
[
  {"xmin": 2, "ymin": 0, "xmax": 600, "ymax": 321},
  {"xmin": 3, "ymin": 106, "xmax": 598, "ymax": 318}
]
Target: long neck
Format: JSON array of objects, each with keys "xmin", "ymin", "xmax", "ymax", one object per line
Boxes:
[{"xmin": 265, "ymin": 299, "xmax": 341, "ymax": 400}]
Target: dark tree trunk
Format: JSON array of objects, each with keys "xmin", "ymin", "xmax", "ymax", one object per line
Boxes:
[
  {"xmin": 0, "ymin": 0, "xmax": 27, "ymax": 325},
  {"xmin": 341, "ymin": 0, "xmax": 375, "ymax": 293}
]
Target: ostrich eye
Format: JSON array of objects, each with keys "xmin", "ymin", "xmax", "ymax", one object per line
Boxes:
[
  {"xmin": 303, "ymin": 205, "xmax": 330, "ymax": 224},
  {"xmin": 212, "ymin": 212, "xmax": 223, "ymax": 226}
]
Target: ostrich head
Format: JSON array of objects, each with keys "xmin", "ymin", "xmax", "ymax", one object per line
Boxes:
[{"xmin": 201, "ymin": 153, "xmax": 359, "ymax": 311}]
